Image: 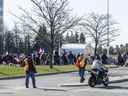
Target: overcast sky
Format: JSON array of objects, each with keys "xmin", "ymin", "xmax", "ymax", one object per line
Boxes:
[{"xmin": 4, "ymin": 0, "xmax": 128, "ymax": 46}]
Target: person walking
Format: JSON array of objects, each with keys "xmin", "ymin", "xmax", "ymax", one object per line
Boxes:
[
  {"xmin": 75, "ymin": 54, "xmax": 87, "ymax": 83},
  {"xmin": 20, "ymin": 55, "xmax": 37, "ymax": 88}
]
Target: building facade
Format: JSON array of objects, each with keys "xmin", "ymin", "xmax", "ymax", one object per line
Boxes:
[
  {"xmin": 0, "ymin": 0, "xmax": 3, "ymax": 34},
  {"xmin": 0, "ymin": 0, "xmax": 3, "ymax": 54}
]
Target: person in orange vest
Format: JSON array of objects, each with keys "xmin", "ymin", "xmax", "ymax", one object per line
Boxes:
[{"xmin": 75, "ymin": 54, "xmax": 87, "ymax": 83}]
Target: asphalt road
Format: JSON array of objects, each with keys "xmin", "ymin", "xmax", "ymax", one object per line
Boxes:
[{"xmin": 0, "ymin": 67, "xmax": 128, "ymax": 96}]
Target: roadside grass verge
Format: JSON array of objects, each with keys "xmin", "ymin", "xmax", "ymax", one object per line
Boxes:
[
  {"xmin": 0, "ymin": 65, "xmax": 77, "ymax": 77},
  {"xmin": 0, "ymin": 64, "xmax": 117, "ymax": 77}
]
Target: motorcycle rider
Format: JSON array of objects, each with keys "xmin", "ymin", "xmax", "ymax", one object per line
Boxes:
[{"xmin": 91, "ymin": 55, "xmax": 106, "ymax": 78}]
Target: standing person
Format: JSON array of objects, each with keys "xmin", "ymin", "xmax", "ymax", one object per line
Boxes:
[
  {"xmin": 75, "ymin": 54, "xmax": 87, "ymax": 83},
  {"xmin": 62, "ymin": 52, "xmax": 68, "ymax": 65},
  {"xmin": 0, "ymin": 55, "xmax": 2, "ymax": 64},
  {"xmin": 101, "ymin": 53, "xmax": 108, "ymax": 64},
  {"xmin": 20, "ymin": 55, "xmax": 37, "ymax": 88},
  {"xmin": 118, "ymin": 53, "xmax": 124, "ymax": 66},
  {"xmin": 68, "ymin": 51, "xmax": 74, "ymax": 64},
  {"xmin": 54, "ymin": 51, "xmax": 60, "ymax": 65},
  {"xmin": 35, "ymin": 52, "xmax": 40, "ymax": 65},
  {"xmin": 124, "ymin": 52, "xmax": 128, "ymax": 66}
]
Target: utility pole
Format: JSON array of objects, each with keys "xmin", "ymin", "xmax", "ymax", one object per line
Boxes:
[{"xmin": 107, "ymin": 0, "xmax": 110, "ymax": 57}]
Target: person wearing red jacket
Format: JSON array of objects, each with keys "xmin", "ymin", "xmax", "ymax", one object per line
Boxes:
[{"xmin": 75, "ymin": 54, "xmax": 87, "ymax": 83}]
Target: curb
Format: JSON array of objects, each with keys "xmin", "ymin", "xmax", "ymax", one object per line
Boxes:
[{"xmin": 0, "ymin": 71, "xmax": 77, "ymax": 80}]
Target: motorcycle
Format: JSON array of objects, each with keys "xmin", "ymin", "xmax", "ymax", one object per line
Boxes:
[{"xmin": 88, "ymin": 68, "xmax": 109, "ymax": 87}]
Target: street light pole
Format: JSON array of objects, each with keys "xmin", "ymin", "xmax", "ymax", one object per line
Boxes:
[{"xmin": 107, "ymin": 0, "xmax": 110, "ymax": 57}]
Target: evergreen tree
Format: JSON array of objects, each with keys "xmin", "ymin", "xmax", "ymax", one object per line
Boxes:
[
  {"xmin": 24, "ymin": 34, "xmax": 32, "ymax": 55},
  {"xmin": 0, "ymin": 35, "xmax": 4, "ymax": 54},
  {"xmin": 80, "ymin": 33, "xmax": 85, "ymax": 43},
  {"xmin": 65, "ymin": 32, "xmax": 70, "ymax": 43},
  {"xmin": 75, "ymin": 32, "xmax": 79, "ymax": 43},
  {"xmin": 18, "ymin": 39, "xmax": 25, "ymax": 53},
  {"xmin": 109, "ymin": 46, "xmax": 115, "ymax": 55},
  {"xmin": 116, "ymin": 45, "xmax": 120, "ymax": 54},
  {"xmin": 125, "ymin": 43, "xmax": 128, "ymax": 52},
  {"xmin": 120, "ymin": 44, "xmax": 125, "ymax": 54},
  {"xmin": 5, "ymin": 31, "xmax": 16, "ymax": 53}
]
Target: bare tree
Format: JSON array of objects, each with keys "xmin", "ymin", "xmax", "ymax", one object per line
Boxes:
[
  {"xmin": 13, "ymin": 0, "xmax": 81, "ymax": 68},
  {"xmin": 81, "ymin": 13, "xmax": 119, "ymax": 56}
]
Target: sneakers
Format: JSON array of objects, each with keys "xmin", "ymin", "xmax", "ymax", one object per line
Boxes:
[
  {"xmin": 25, "ymin": 86, "xmax": 37, "ymax": 88},
  {"xmin": 80, "ymin": 78, "xmax": 85, "ymax": 83},
  {"xmin": 33, "ymin": 86, "xmax": 37, "ymax": 88}
]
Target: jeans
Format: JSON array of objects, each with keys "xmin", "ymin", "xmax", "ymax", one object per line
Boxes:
[
  {"xmin": 79, "ymin": 68, "xmax": 85, "ymax": 83},
  {"xmin": 25, "ymin": 71, "xmax": 36, "ymax": 88}
]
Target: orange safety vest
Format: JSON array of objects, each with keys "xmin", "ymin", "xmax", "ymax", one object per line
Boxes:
[{"xmin": 75, "ymin": 57, "xmax": 87, "ymax": 68}]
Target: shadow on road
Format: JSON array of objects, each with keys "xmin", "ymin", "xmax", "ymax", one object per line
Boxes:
[
  {"xmin": 36, "ymin": 87, "xmax": 67, "ymax": 92},
  {"xmin": 96, "ymin": 85, "xmax": 128, "ymax": 90},
  {"xmin": 110, "ymin": 78, "xmax": 128, "ymax": 84},
  {"xmin": 0, "ymin": 92, "xmax": 14, "ymax": 95}
]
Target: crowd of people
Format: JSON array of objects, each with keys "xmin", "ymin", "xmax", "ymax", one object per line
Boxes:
[
  {"xmin": 117, "ymin": 52, "xmax": 128, "ymax": 66},
  {"xmin": 0, "ymin": 53, "xmax": 19, "ymax": 66},
  {"xmin": 0, "ymin": 51, "xmax": 128, "ymax": 67},
  {"xmin": 0, "ymin": 50, "xmax": 80, "ymax": 66}
]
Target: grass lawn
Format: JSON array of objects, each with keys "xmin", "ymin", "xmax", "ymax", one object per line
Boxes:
[
  {"xmin": 0, "ymin": 65, "xmax": 78, "ymax": 77},
  {"xmin": 0, "ymin": 64, "xmax": 116, "ymax": 78}
]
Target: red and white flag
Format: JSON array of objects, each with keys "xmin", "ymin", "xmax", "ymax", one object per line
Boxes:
[{"xmin": 38, "ymin": 48, "xmax": 44, "ymax": 54}]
